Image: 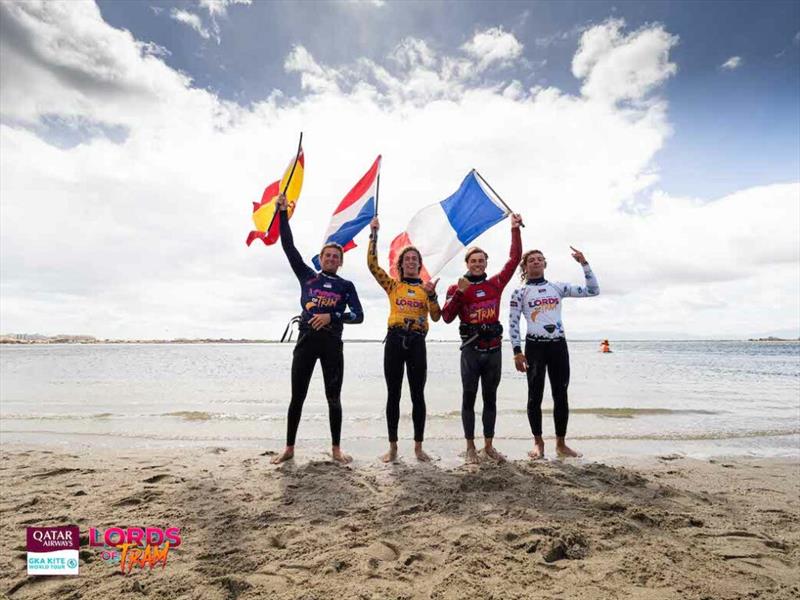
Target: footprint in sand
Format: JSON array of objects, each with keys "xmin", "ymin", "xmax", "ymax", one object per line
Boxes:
[
  {"xmin": 142, "ymin": 473, "xmax": 175, "ymax": 484},
  {"xmin": 367, "ymin": 540, "xmax": 400, "ymax": 562},
  {"xmin": 30, "ymin": 468, "xmax": 81, "ymax": 478}
]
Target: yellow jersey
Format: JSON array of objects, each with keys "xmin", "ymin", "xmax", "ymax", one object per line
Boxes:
[{"xmin": 368, "ymin": 237, "xmax": 441, "ymax": 333}]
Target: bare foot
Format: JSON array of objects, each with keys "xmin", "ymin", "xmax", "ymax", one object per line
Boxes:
[
  {"xmin": 484, "ymin": 446, "xmax": 506, "ymax": 463},
  {"xmin": 331, "ymin": 447, "xmax": 352, "ymax": 464},
  {"xmin": 528, "ymin": 442, "xmax": 545, "ymax": 460},
  {"xmin": 414, "ymin": 444, "xmax": 431, "ymax": 462},
  {"xmin": 271, "ymin": 447, "xmax": 294, "ymax": 464},
  {"xmin": 381, "ymin": 443, "xmax": 398, "ymax": 463},
  {"xmin": 556, "ymin": 443, "xmax": 582, "ymax": 458},
  {"xmin": 465, "ymin": 446, "xmax": 479, "ymax": 464}
]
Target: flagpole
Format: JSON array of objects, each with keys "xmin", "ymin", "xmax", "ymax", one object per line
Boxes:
[
  {"xmin": 282, "ymin": 131, "xmax": 304, "ymax": 196},
  {"xmin": 374, "ymin": 173, "xmax": 381, "ymax": 216},
  {"xmin": 473, "ymin": 169, "xmax": 525, "ymax": 228}
]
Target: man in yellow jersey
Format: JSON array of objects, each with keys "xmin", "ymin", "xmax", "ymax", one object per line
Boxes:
[{"xmin": 369, "ymin": 216, "xmax": 441, "ymax": 462}]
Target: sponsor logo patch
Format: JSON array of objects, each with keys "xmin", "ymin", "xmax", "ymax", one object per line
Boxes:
[
  {"xmin": 90, "ymin": 526, "xmax": 182, "ymax": 575},
  {"xmin": 27, "ymin": 526, "xmax": 79, "ymax": 576}
]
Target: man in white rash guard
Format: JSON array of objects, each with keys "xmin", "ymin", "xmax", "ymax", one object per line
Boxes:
[{"xmin": 509, "ymin": 246, "xmax": 599, "ymax": 459}]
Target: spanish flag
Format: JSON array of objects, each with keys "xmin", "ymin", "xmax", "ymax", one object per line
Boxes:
[{"xmin": 246, "ymin": 147, "xmax": 305, "ymax": 246}]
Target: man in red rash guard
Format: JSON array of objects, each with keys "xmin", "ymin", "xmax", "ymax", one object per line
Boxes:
[{"xmin": 442, "ymin": 213, "xmax": 522, "ymax": 464}]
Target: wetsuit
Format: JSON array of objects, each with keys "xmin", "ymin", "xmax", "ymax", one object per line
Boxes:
[
  {"xmin": 509, "ymin": 264, "xmax": 599, "ymax": 437},
  {"xmin": 368, "ymin": 234, "xmax": 440, "ymax": 443},
  {"xmin": 441, "ymin": 228, "xmax": 521, "ymax": 440},
  {"xmin": 279, "ymin": 209, "xmax": 363, "ymax": 447}
]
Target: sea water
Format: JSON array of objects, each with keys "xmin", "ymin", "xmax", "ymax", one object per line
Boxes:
[{"xmin": 1, "ymin": 341, "xmax": 798, "ymax": 460}]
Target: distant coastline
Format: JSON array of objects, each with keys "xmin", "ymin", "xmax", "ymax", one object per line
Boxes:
[{"xmin": 1, "ymin": 333, "xmax": 798, "ymax": 344}]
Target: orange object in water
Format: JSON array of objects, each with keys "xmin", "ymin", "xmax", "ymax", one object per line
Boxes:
[{"xmin": 600, "ymin": 340, "xmax": 611, "ymax": 353}]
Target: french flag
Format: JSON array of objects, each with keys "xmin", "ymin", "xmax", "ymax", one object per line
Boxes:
[
  {"xmin": 312, "ymin": 155, "xmax": 381, "ymax": 270},
  {"xmin": 388, "ymin": 170, "xmax": 509, "ymax": 280}
]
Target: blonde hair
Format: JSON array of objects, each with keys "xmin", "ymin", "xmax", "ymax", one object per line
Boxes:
[
  {"xmin": 395, "ymin": 245, "xmax": 422, "ymax": 279},
  {"xmin": 319, "ymin": 242, "xmax": 344, "ymax": 262},
  {"xmin": 464, "ymin": 246, "xmax": 488, "ymax": 262}
]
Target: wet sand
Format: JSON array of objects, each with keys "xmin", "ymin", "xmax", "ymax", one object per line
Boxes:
[{"xmin": 1, "ymin": 446, "xmax": 798, "ymax": 599}]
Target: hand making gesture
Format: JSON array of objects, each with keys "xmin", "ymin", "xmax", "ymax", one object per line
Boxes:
[
  {"xmin": 423, "ymin": 277, "xmax": 439, "ymax": 298},
  {"xmin": 570, "ymin": 246, "xmax": 588, "ymax": 266}
]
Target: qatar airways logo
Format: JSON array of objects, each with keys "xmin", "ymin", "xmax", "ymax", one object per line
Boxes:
[
  {"xmin": 27, "ymin": 526, "xmax": 79, "ymax": 575},
  {"xmin": 90, "ymin": 526, "xmax": 181, "ymax": 574}
]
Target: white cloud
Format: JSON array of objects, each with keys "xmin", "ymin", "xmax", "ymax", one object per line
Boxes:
[
  {"xmin": 721, "ymin": 56, "xmax": 742, "ymax": 70},
  {"xmin": 170, "ymin": 9, "xmax": 211, "ymax": 40},
  {"xmin": 1, "ymin": 5, "xmax": 797, "ymax": 340},
  {"xmin": 167, "ymin": 1, "xmax": 252, "ymax": 43},
  {"xmin": 198, "ymin": 0, "xmax": 252, "ymax": 17},
  {"xmin": 572, "ymin": 18, "xmax": 678, "ymax": 105},
  {"xmin": 284, "ymin": 28, "xmax": 525, "ymax": 107},
  {"xmin": 461, "ymin": 27, "xmax": 523, "ymax": 72}
]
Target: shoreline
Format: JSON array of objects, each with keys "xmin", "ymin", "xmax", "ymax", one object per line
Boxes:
[
  {"xmin": 1, "ymin": 445, "xmax": 798, "ymax": 599},
  {"xmin": 2, "ymin": 432, "xmax": 798, "ymax": 467}
]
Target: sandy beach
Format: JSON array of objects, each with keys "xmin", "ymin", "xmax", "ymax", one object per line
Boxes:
[{"xmin": 1, "ymin": 445, "xmax": 797, "ymax": 599}]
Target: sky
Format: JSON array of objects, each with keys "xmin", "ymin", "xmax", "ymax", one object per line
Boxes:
[{"xmin": 1, "ymin": 0, "xmax": 798, "ymax": 341}]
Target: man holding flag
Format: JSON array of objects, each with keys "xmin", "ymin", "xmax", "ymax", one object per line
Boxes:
[
  {"xmin": 368, "ymin": 217, "xmax": 441, "ymax": 463},
  {"xmin": 442, "ymin": 212, "xmax": 523, "ymax": 464},
  {"xmin": 271, "ymin": 192, "xmax": 364, "ymax": 465}
]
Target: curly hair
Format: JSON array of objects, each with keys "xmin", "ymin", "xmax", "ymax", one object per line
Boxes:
[
  {"xmin": 395, "ymin": 245, "xmax": 422, "ymax": 280},
  {"xmin": 519, "ymin": 249, "xmax": 545, "ymax": 281}
]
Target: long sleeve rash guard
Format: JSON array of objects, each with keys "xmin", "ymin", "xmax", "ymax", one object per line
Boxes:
[
  {"xmin": 279, "ymin": 210, "xmax": 363, "ymax": 336},
  {"xmin": 367, "ymin": 235, "xmax": 440, "ymax": 334},
  {"xmin": 441, "ymin": 227, "xmax": 522, "ymax": 350},
  {"xmin": 509, "ymin": 263, "xmax": 599, "ymax": 354}
]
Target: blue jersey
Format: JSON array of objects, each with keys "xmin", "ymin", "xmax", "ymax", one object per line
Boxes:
[{"xmin": 279, "ymin": 210, "xmax": 363, "ymax": 336}]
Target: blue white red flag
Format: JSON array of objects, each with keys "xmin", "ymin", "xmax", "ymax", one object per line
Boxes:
[
  {"xmin": 312, "ymin": 155, "xmax": 381, "ymax": 270},
  {"xmin": 388, "ymin": 170, "xmax": 509, "ymax": 280}
]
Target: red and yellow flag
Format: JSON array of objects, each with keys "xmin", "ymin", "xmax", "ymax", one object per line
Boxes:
[{"xmin": 246, "ymin": 148, "xmax": 305, "ymax": 246}]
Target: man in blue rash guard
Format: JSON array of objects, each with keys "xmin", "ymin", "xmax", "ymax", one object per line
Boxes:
[{"xmin": 271, "ymin": 193, "xmax": 364, "ymax": 465}]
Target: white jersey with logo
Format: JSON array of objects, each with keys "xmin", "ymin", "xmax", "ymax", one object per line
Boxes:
[{"xmin": 509, "ymin": 264, "xmax": 599, "ymax": 351}]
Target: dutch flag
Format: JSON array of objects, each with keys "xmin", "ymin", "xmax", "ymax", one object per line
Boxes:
[
  {"xmin": 312, "ymin": 155, "xmax": 381, "ymax": 270},
  {"xmin": 388, "ymin": 170, "xmax": 510, "ymax": 280}
]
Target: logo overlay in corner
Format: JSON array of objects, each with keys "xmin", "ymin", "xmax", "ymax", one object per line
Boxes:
[{"xmin": 27, "ymin": 526, "xmax": 79, "ymax": 575}]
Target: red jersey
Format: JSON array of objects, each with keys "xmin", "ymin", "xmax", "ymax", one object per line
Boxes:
[{"xmin": 442, "ymin": 228, "xmax": 522, "ymax": 350}]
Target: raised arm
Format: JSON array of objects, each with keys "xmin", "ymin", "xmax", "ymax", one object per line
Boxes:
[
  {"xmin": 559, "ymin": 246, "xmax": 599, "ymax": 298},
  {"xmin": 278, "ymin": 196, "xmax": 315, "ymax": 283},
  {"xmin": 367, "ymin": 217, "xmax": 395, "ymax": 293},
  {"xmin": 491, "ymin": 214, "xmax": 523, "ymax": 289}
]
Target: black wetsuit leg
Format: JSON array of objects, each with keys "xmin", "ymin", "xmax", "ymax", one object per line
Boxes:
[
  {"xmin": 287, "ymin": 331, "xmax": 319, "ymax": 446},
  {"xmin": 480, "ymin": 350, "xmax": 502, "ymax": 439},
  {"xmin": 525, "ymin": 340, "xmax": 548, "ymax": 436},
  {"xmin": 460, "ymin": 346, "xmax": 481, "ymax": 440},
  {"xmin": 405, "ymin": 335, "xmax": 427, "ymax": 442},
  {"xmin": 318, "ymin": 333, "xmax": 344, "ymax": 446},
  {"xmin": 383, "ymin": 333, "xmax": 405, "ymax": 443},
  {"xmin": 547, "ymin": 339, "xmax": 570, "ymax": 437}
]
